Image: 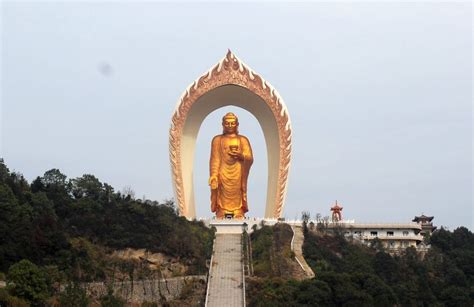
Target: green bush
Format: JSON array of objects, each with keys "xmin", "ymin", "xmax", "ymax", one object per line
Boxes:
[
  {"xmin": 0, "ymin": 288, "xmax": 30, "ymax": 307},
  {"xmin": 59, "ymin": 282, "xmax": 89, "ymax": 307},
  {"xmin": 7, "ymin": 259, "xmax": 50, "ymax": 305}
]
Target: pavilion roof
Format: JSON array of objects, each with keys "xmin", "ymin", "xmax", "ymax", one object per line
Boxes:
[
  {"xmin": 412, "ymin": 214, "xmax": 434, "ymax": 222},
  {"xmin": 330, "ymin": 201, "xmax": 343, "ymax": 210}
]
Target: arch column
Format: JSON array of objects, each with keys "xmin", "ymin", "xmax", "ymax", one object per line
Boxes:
[{"xmin": 169, "ymin": 51, "xmax": 292, "ymax": 219}]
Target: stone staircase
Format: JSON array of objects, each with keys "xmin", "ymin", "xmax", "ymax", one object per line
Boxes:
[
  {"xmin": 291, "ymin": 225, "xmax": 316, "ymax": 278},
  {"xmin": 205, "ymin": 234, "xmax": 245, "ymax": 307}
]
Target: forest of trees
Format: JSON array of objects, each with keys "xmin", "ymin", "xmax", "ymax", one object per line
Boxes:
[
  {"xmin": 0, "ymin": 159, "xmax": 214, "ymax": 306},
  {"xmin": 247, "ymin": 222, "xmax": 473, "ymax": 306},
  {"xmin": 1, "ymin": 157, "xmax": 473, "ymax": 306}
]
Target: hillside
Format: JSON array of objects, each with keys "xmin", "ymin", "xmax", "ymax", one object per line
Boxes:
[
  {"xmin": 0, "ymin": 159, "xmax": 214, "ymax": 306},
  {"xmin": 246, "ymin": 222, "xmax": 474, "ymax": 306},
  {"xmin": 248, "ymin": 223, "xmax": 306, "ymax": 279}
]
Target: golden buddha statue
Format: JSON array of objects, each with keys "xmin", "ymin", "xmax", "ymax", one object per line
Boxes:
[{"xmin": 209, "ymin": 112, "xmax": 253, "ymax": 219}]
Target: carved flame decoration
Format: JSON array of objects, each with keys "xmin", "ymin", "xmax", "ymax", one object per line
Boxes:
[{"xmin": 169, "ymin": 50, "xmax": 292, "ymax": 218}]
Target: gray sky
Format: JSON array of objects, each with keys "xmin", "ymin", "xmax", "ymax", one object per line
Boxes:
[{"xmin": 1, "ymin": 2, "xmax": 472, "ymax": 229}]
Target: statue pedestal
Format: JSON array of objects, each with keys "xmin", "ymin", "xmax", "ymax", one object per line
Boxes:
[
  {"xmin": 206, "ymin": 218, "xmax": 280, "ymax": 234},
  {"xmin": 209, "ymin": 220, "xmax": 249, "ymax": 234},
  {"xmin": 204, "ymin": 218, "xmax": 282, "ymax": 234}
]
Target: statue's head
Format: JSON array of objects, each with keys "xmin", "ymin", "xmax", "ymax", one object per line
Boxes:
[{"xmin": 222, "ymin": 112, "xmax": 239, "ymax": 134}]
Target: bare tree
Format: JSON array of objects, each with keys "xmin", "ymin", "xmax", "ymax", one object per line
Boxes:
[{"xmin": 121, "ymin": 186, "xmax": 135, "ymax": 200}]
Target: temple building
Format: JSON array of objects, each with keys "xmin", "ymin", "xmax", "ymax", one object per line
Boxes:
[{"xmin": 313, "ymin": 202, "xmax": 436, "ymax": 254}]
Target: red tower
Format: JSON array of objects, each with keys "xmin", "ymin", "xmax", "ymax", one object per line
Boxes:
[{"xmin": 331, "ymin": 200, "xmax": 343, "ymax": 222}]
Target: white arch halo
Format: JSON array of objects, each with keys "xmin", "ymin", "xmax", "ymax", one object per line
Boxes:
[{"xmin": 169, "ymin": 51, "xmax": 292, "ymax": 219}]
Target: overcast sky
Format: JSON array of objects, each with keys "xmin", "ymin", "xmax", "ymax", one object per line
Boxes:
[{"xmin": 1, "ymin": 1, "xmax": 472, "ymax": 229}]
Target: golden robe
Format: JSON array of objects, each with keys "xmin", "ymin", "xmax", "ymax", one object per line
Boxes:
[{"xmin": 210, "ymin": 134, "xmax": 253, "ymax": 217}]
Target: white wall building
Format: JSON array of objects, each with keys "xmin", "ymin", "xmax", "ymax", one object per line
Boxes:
[{"xmin": 308, "ymin": 219, "xmax": 432, "ymax": 253}]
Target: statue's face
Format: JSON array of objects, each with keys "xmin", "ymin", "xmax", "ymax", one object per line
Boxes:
[{"xmin": 222, "ymin": 117, "xmax": 238, "ymax": 134}]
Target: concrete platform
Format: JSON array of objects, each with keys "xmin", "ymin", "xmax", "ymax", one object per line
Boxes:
[
  {"xmin": 208, "ymin": 220, "xmax": 249, "ymax": 234},
  {"xmin": 203, "ymin": 217, "xmax": 281, "ymax": 234}
]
